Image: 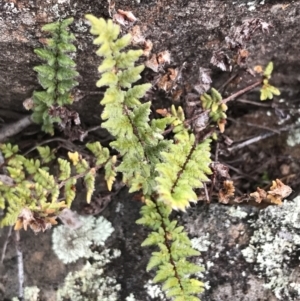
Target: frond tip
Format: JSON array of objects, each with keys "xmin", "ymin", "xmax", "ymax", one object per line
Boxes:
[{"xmin": 137, "ymin": 199, "xmax": 204, "ymax": 301}]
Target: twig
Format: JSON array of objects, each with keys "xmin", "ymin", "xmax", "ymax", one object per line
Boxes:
[
  {"xmin": 235, "ymin": 98, "xmax": 271, "ymax": 107},
  {"xmin": 224, "ymin": 162, "xmax": 257, "ymax": 182},
  {"xmin": 0, "ymin": 226, "xmax": 13, "ymax": 264},
  {"xmin": 227, "ymin": 117, "xmax": 280, "ymax": 134},
  {"xmin": 15, "ymin": 230, "xmax": 24, "ymax": 299},
  {"xmin": 227, "ymin": 123, "xmax": 300, "ymax": 152},
  {"xmin": 0, "ymin": 115, "xmax": 33, "ymax": 142},
  {"xmin": 203, "ymin": 183, "xmax": 210, "ymax": 203},
  {"xmin": 23, "ymin": 137, "xmax": 82, "ymax": 156},
  {"xmin": 221, "ymin": 80, "xmax": 262, "ymax": 104},
  {"xmin": 227, "ymin": 132, "xmax": 274, "ymax": 152}
]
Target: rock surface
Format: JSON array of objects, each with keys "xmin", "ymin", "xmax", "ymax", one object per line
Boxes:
[{"xmin": 1, "ymin": 0, "xmax": 300, "ymax": 300}]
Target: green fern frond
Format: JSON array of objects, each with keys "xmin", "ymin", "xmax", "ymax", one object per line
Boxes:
[
  {"xmin": 156, "ymin": 135, "xmax": 211, "ymax": 211},
  {"xmin": 137, "ymin": 198, "xmax": 204, "ymax": 300},
  {"xmin": 32, "ymin": 17, "xmax": 78, "ymax": 134}
]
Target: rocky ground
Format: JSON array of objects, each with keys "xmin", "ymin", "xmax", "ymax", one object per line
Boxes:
[{"xmin": 1, "ymin": 0, "xmax": 300, "ymax": 300}]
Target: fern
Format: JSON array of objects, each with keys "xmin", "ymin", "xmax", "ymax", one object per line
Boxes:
[
  {"xmin": 0, "ymin": 142, "xmax": 112, "ymax": 231},
  {"xmin": 86, "ymin": 15, "xmax": 212, "ymax": 300},
  {"xmin": 260, "ymin": 62, "xmax": 280, "ymax": 101},
  {"xmin": 32, "ymin": 18, "xmax": 78, "ymax": 135}
]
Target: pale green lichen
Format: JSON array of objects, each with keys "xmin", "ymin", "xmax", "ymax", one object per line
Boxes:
[
  {"xmin": 191, "ymin": 233, "xmax": 211, "ymax": 252},
  {"xmin": 242, "ymin": 196, "xmax": 300, "ymax": 300},
  {"xmin": 12, "ymin": 286, "xmax": 40, "ymax": 301},
  {"xmin": 52, "ymin": 215, "xmax": 114, "ymax": 264},
  {"xmin": 57, "ymin": 249, "xmax": 121, "ymax": 301},
  {"xmin": 144, "ymin": 280, "xmax": 166, "ymax": 300},
  {"xmin": 227, "ymin": 206, "xmax": 248, "ymax": 219},
  {"xmin": 287, "ymin": 118, "xmax": 300, "ymax": 147},
  {"xmin": 125, "ymin": 293, "xmax": 136, "ymax": 301}
]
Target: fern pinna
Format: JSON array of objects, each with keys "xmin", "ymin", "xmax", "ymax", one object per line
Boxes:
[{"xmin": 86, "ymin": 15, "xmax": 212, "ymax": 300}]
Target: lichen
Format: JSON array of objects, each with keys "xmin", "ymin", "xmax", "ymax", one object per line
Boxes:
[
  {"xmin": 52, "ymin": 215, "xmax": 114, "ymax": 264},
  {"xmin": 227, "ymin": 206, "xmax": 248, "ymax": 219},
  {"xmin": 126, "ymin": 293, "xmax": 136, "ymax": 301},
  {"xmin": 56, "ymin": 249, "xmax": 121, "ymax": 301},
  {"xmin": 12, "ymin": 286, "xmax": 40, "ymax": 301},
  {"xmin": 144, "ymin": 280, "xmax": 166, "ymax": 300},
  {"xmin": 287, "ymin": 128, "xmax": 300, "ymax": 147},
  {"xmin": 242, "ymin": 196, "xmax": 300, "ymax": 300}
]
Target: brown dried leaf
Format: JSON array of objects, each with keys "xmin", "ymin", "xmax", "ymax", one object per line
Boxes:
[
  {"xmin": 156, "ymin": 68, "xmax": 178, "ymax": 92},
  {"xmin": 210, "ymin": 51, "xmax": 231, "ymax": 71},
  {"xmin": 129, "ymin": 26, "xmax": 145, "ymax": 45},
  {"xmin": 145, "ymin": 54, "xmax": 159, "ymax": 72},
  {"xmin": 113, "ymin": 13, "xmax": 127, "ymax": 26},
  {"xmin": 250, "ymin": 187, "xmax": 268, "ymax": 203},
  {"xmin": 157, "ymin": 73, "xmax": 172, "ymax": 91},
  {"xmin": 172, "ymin": 88, "xmax": 184, "ymax": 101},
  {"xmin": 218, "ymin": 180, "xmax": 235, "ymax": 204},
  {"xmin": 168, "ymin": 68, "xmax": 178, "ymax": 81},
  {"xmin": 254, "ymin": 65, "xmax": 263, "ymax": 74},
  {"xmin": 117, "ymin": 9, "xmax": 137, "ymax": 22},
  {"xmin": 156, "ymin": 108, "xmax": 169, "ymax": 117},
  {"xmin": 143, "ymin": 39, "xmax": 153, "ymax": 57},
  {"xmin": 157, "ymin": 50, "xmax": 171, "ymax": 65},
  {"xmin": 267, "ymin": 179, "xmax": 292, "ymax": 199},
  {"xmin": 236, "ymin": 48, "xmax": 249, "ymax": 65},
  {"xmin": 267, "ymin": 194, "xmax": 283, "ymax": 205},
  {"xmin": 211, "ymin": 162, "xmax": 230, "ymax": 179},
  {"xmin": 218, "ymin": 119, "xmax": 227, "ymax": 133}
]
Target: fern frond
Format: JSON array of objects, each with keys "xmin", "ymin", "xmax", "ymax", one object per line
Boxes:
[
  {"xmin": 156, "ymin": 135, "xmax": 211, "ymax": 211},
  {"xmin": 32, "ymin": 17, "xmax": 78, "ymax": 134}
]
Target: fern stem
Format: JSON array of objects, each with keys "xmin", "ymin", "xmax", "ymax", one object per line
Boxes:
[
  {"xmin": 58, "ymin": 161, "xmax": 107, "ymax": 189},
  {"xmin": 154, "ymin": 199, "xmax": 185, "ymax": 294},
  {"xmin": 171, "ymin": 141, "xmax": 196, "ymax": 194}
]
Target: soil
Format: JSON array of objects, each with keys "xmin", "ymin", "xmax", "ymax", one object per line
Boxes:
[{"xmin": 1, "ymin": 0, "xmax": 300, "ymax": 300}]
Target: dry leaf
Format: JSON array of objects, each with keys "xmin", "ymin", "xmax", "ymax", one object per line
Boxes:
[
  {"xmin": 236, "ymin": 48, "xmax": 249, "ymax": 65},
  {"xmin": 218, "ymin": 119, "xmax": 227, "ymax": 133},
  {"xmin": 14, "ymin": 207, "xmax": 56, "ymax": 233},
  {"xmin": 218, "ymin": 180, "xmax": 235, "ymax": 204},
  {"xmin": 156, "ymin": 68, "xmax": 178, "ymax": 92},
  {"xmin": 117, "ymin": 9, "xmax": 137, "ymax": 22},
  {"xmin": 211, "ymin": 50, "xmax": 231, "ymax": 71},
  {"xmin": 145, "ymin": 54, "xmax": 159, "ymax": 72},
  {"xmin": 250, "ymin": 187, "xmax": 268, "ymax": 203},
  {"xmin": 250, "ymin": 179, "xmax": 292, "ymax": 205},
  {"xmin": 254, "ymin": 65, "xmax": 263, "ymax": 73},
  {"xmin": 157, "ymin": 50, "xmax": 171, "ymax": 64},
  {"xmin": 157, "ymin": 73, "xmax": 172, "ymax": 91},
  {"xmin": 172, "ymin": 88, "xmax": 183, "ymax": 101},
  {"xmin": 156, "ymin": 108, "xmax": 169, "ymax": 117},
  {"xmin": 129, "ymin": 26, "xmax": 145, "ymax": 45},
  {"xmin": 267, "ymin": 179, "xmax": 292, "ymax": 199},
  {"xmin": 211, "ymin": 162, "xmax": 230, "ymax": 179},
  {"xmin": 143, "ymin": 39, "xmax": 153, "ymax": 57},
  {"xmin": 113, "ymin": 13, "xmax": 127, "ymax": 26}
]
